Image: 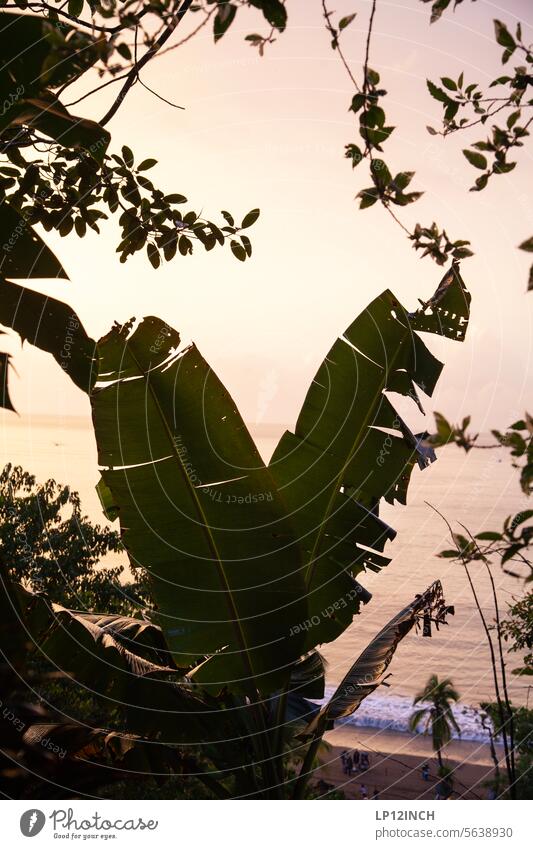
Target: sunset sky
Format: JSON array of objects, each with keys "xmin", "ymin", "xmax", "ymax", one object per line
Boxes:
[{"xmin": 3, "ymin": 0, "xmax": 532, "ymax": 433}]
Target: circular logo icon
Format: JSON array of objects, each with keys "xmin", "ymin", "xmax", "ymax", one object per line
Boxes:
[{"xmin": 20, "ymin": 810, "xmax": 46, "ymax": 837}]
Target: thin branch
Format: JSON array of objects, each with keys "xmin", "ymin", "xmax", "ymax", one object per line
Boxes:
[
  {"xmin": 30, "ymin": 0, "xmax": 152, "ymax": 35},
  {"xmin": 64, "ymin": 73, "xmax": 129, "ymax": 108},
  {"xmin": 363, "ymin": 0, "xmax": 377, "ymax": 94},
  {"xmin": 321, "ymin": 0, "xmax": 360, "ymax": 92},
  {"xmin": 99, "ymin": 0, "xmax": 193, "ymax": 127},
  {"xmin": 156, "ymin": 5, "xmax": 216, "ymax": 58},
  {"xmin": 137, "ymin": 76, "xmax": 185, "ymax": 110},
  {"xmin": 458, "ymin": 523, "xmax": 517, "ymax": 784},
  {"xmin": 426, "ymin": 502, "xmax": 516, "ymax": 797}
]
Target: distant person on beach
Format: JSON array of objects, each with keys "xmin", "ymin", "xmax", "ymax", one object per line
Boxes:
[
  {"xmin": 421, "ymin": 763, "xmax": 430, "ymax": 781},
  {"xmin": 346, "ymin": 754, "xmax": 353, "ymax": 776},
  {"xmin": 360, "ymin": 752, "xmax": 370, "ymax": 771},
  {"xmin": 359, "ymin": 783, "xmax": 368, "ymax": 799},
  {"xmin": 352, "ymin": 749, "xmax": 360, "ymax": 770},
  {"xmin": 341, "ymin": 750, "xmax": 348, "ymax": 773}
]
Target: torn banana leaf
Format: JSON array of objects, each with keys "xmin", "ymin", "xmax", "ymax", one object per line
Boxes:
[
  {"xmin": 0, "ymin": 351, "xmax": 14, "ymax": 412},
  {"xmin": 0, "ymin": 92, "xmax": 110, "ymax": 163},
  {"xmin": 0, "ymin": 278, "xmax": 95, "ymax": 398},
  {"xmin": 307, "ymin": 580, "xmax": 451, "ymax": 731},
  {"xmin": 269, "ymin": 265, "xmax": 470, "ymax": 650},
  {"xmin": 0, "ymin": 199, "xmax": 68, "ymax": 281},
  {"xmin": 0, "ymin": 12, "xmax": 104, "ymax": 101},
  {"xmin": 14, "ymin": 583, "xmax": 228, "ymax": 743},
  {"xmin": 90, "ymin": 316, "xmax": 308, "ymax": 695}
]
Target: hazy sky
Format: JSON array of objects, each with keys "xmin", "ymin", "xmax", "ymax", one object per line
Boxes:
[{"xmin": 4, "ymin": 0, "xmax": 532, "ymax": 433}]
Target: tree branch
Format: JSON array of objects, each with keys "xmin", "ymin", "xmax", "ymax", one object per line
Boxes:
[{"xmin": 99, "ymin": 0, "xmax": 194, "ymax": 127}]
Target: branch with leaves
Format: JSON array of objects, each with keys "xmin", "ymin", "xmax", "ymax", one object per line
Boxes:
[
  {"xmin": 425, "ymin": 14, "xmax": 533, "ymax": 290},
  {"xmin": 322, "ymin": 1, "xmax": 473, "ymax": 267},
  {"xmin": 0, "ymin": 2, "xmax": 270, "ymax": 270}
]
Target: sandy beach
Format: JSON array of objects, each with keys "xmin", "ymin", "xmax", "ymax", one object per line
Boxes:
[{"xmin": 316, "ymin": 726, "xmax": 497, "ymax": 800}]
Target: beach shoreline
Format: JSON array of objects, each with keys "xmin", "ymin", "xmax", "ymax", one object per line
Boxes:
[{"xmin": 316, "ymin": 725, "xmax": 497, "ymax": 800}]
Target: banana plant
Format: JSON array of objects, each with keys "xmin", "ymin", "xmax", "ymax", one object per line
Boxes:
[{"xmin": 0, "ymin": 262, "xmax": 470, "ymax": 796}]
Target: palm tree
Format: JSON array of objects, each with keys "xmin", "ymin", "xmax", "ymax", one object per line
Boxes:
[{"xmin": 409, "ymin": 675, "xmax": 461, "ymax": 772}]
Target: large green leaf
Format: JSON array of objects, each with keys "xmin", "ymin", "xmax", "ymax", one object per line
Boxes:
[
  {"xmin": 0, "ymin": 13, "xmax": 109, "ymax": 160},
  {"xmin": 14, "ymin": 583, "xmax": 232, "ymax": 744},
  {"xmin": 307, "ymin": 580, "xmax": 450, "ymax": 731},
  {"xmin": 0, "ymin": 12, "xmax": 104, "ymax": 101},
  {"xmin": 90, "ymin": 316, "xmax": 308, "ymax": 694},
  {"xmin": 16, "ymin": 585, "xmax": 173, "ymax": 695},
  {"xmin": 0, "ymin": 92, "xmax": 110, "ymax": 162},
  {"xmin": 76, "ymin": 612, "xmax": 171, "ymax": 663},
  {"xmin": 269, "ymin": 265, "xmax": 470, "ymax": 649},
  {"xmin": 0, "ymin": 351, "xmax": 14, "ymax": 412},
  {"xmin": 0, "ymin": 199, "xmax": 67, "ymax": 280},
  {"xmin": 0, "ymin": 277, "xmax": 95, "ymax": 397}
]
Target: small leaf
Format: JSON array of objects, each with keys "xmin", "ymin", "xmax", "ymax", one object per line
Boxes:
[
  {"xmin": 427, "ymin": 79, "xmax": 450, "ymax": 103},
  {"xmin": 339, "ymin": 13, "xmax": 357, "ymax": 31},
  {"xmin": 350, "ymin": 93, "xmax": 366, "ymax": 114},
  {"xmin": 345, "ymin": 143, "xmax": 363, "ymax": 167},
  {"xmin": 74, "ymin": 218, "xmax": 86, "ymax": 238},
  {"xmin": 214, "ymin": 3, "xmax": 237, "ymax": 42},
  {"xmin": 241, "ymin": 234, "xmax": 252, "ymax": 257},
  {"xmin": 122, "ymin": 146, "xmax": 134, "ymax": 168},
  {"xmin": 147, "ymin": 243, "xmax": 160, "ymax": 269},
  {"xmin": 519, "ymin": 237, "xmax": 533, "ymax": 253},
  {"xmin": 116, "ymin": 43, "xmax": 132, "ymax": 61},
  {"xmin": 494, "ymin": 19, "xmax": 516, "ymax": 51},
  {"xmin": 441, "ymin": 77, "xmax": 457, "ymax": 91},
  {"xmin": 501, "ymin": 543, "xmax": 522, "ymax": 565},
  {"xmin": 164, "ymin": 193, "xmax": 187, "ymax": 204},
  {"xmin": 357, "ymin": 187, "xmax": 379, "ymax": 209},
  {"xmin": 250, "ymin": 0, "xmax": 287, "ymax": 31},
  {"xmin": 68, "ymin": 0, "xmax": 84, "ymax": 16},
  {"xmin": 393, "ymin": 171, "xmax": 414, "ymax": 191},
  {"xmin": 179, "ymin": 235, "xmax": 193, "ymax": 256},
  {"xmin": 493, "ymin": 161, "xmax": 516, "ymax": 174},
  {"xmin": 452, "ymin": 247, "xmax": 474, "ymax": 259},
  {"xmin": 463, "ymin": 149, "xmax": 488, "ymax": 170},
  {"xmin": 472, "ymin": 172, "xmax": 489, "ymax": 191},
  {"xmin": 230, "ymin": 240, "xmax": 247, "ymax": 261},
  {"xmin": 138, "ymin": 159, "xmax": 158, "ymax": 171},
  {"xmin": 241, "ymin": 208, "xmax": 260, "ymax": 228}
]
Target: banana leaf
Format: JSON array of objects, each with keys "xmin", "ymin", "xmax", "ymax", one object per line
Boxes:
[
  {"xmin": 307, "ymin": 580, "xmax": 450, "ymax": 731},
  {"xmin": 13, "ymin": 582, "xmax": 235, "ymax": 744},
  {"xmin": 0, "ymin": 199, "xmax": 68, "ymax": 281},
  {"xmin": 0, "ymin": 351, "xmax": 14, "ymax": 412},
  {"xmin": 288, "ymin": 649, "xmax": 327, "ymax": 700},
  {"xmin": 76, "ymin": 612, "xmax": 171, "ymax": 663},
  {"xmin": 0, "ymin": 277, "xmax": 95, "ymax": 397},
  {"xmin": 90, "ymin": 316, "xmax": 308, "ymax": 694},
  {"xmin": 0, "ymin": 93, "xmax": 110, "ymax": 162},
  {"xmin": 0, "ymin": 12, "xmax": 103, "ymax": 101},
  {"xmin": 269, "ymin": 265, "xmax": 470, "ymax": 649}
]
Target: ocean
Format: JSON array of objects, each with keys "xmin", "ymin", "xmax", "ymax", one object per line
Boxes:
[{"xmin": 1, "ymin": 412, "xmax": 530, "ymax": 741}]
